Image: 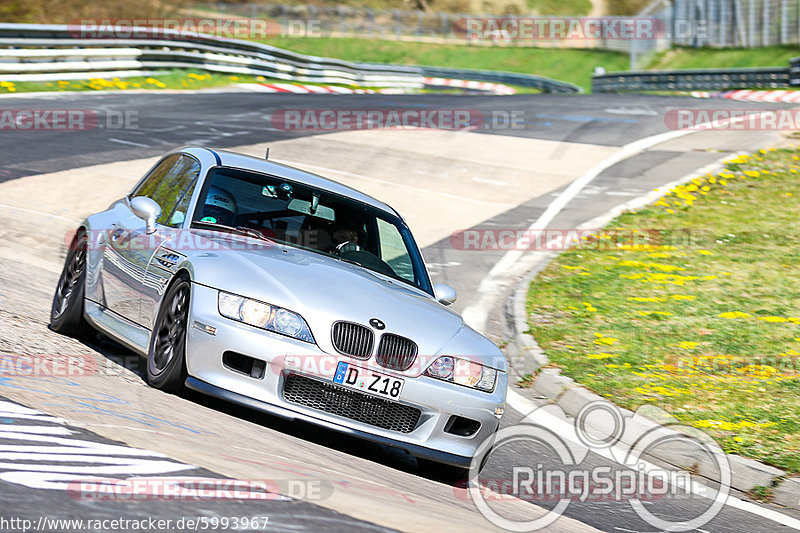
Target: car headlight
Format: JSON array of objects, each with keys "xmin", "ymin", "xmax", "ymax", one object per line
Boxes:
[
  {"xmin": 424, "ymin": 356, "xmax": 498, "ymax": 392},
  {"xmin": 218, "ymin": 291, "xmax": 314, "ymax": 343}
]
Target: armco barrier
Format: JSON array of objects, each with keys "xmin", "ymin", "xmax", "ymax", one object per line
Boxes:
[
  {"xmin": 0, "ymin": 23, "xmax": 580, "ymax": 92},
  {"xmin": 789, "ymin": 57, "xmax": 800, "ymax": 86},
  {"xmin": 593, "ymin": 66, "xmax": 791, "ymax": 92}
]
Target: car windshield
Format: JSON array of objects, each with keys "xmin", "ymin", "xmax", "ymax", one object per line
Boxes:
[{"xmin": 191, "ymin": 167, "xmax": 433, "ymax": 294}]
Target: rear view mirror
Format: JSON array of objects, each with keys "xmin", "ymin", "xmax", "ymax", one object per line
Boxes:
[
  {"xmin": 130, "ymin": 196, "xmax": 161, "ymax": 235},
  {"xmin": 433, "ymin": 283, "xmax": 457, "ymax": 306},
  {"xmin": 288, "ymin": 198, "xmax": 335, "ymax": 222}
]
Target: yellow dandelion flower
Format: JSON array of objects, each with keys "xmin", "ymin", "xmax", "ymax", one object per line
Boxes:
[
  {"xmin": 758, "ymin": 316, "xmax": 787, "ymax": 323},
  {"xmin": 718, "ymin": 311, "xmax": 751, "ymax": 319},
  {"xmin": 594, "ymin": 335, "xmax": 618, "ymax": 346}
]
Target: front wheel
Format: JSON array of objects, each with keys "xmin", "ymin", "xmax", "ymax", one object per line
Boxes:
[
  {"xmin": 50, "ymin": 229, "xmax": 90, "ymax": 337},
  {"xmin": 147, "ymin": 278, "xmax": 190, "ymax": 392}
]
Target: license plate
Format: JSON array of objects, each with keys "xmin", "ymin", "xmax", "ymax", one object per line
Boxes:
[{"xmin": 333, "ymin": 362, "xmax": 404, "ymax": 400}]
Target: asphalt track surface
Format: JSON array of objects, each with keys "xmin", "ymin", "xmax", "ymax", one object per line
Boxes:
[
  {"xmin": 1, "ymin": 90, "xmax": 798, "ymax": 532},
  {"xmin": 0, "ymin": 91, "xmax": 786, "ymax": 182}
]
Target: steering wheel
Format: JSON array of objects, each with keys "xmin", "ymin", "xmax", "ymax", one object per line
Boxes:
[{"xmin": 335, "ymin": 241, "xmax": 361, "ymax": 255}]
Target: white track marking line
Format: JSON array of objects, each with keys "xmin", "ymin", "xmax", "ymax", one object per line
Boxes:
[
  {"xmin": 108, "ymin": 138, "xmax": 150, "ymax": 148},
  {"xmin": 472, "ymin": 177, "xmax": 508, "ymax": 185},
  {"xmin": 506, "ymin": 389, "xmax": 800, "ymax": 530},
  {"xmin": 0, "ymin": 203, "xmax": 72, "ymax": 221},
  {"xmin": 460, "ymin": 112, "xmax": 775, "ymax": 331}
]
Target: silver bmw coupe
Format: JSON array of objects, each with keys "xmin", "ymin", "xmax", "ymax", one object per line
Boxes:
[{"xmin": 50, "ymin": 146, "xmax": 507, "ymax": 475}]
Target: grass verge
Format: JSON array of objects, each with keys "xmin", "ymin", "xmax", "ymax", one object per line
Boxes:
[
  {"xmin": 258, "ymin": 39, "xmax": 800, "ymax": 92},
  {"xmin": 259, "ymin": 37, "xmax": 629, "ymax": 91},
  {"xmin": 525, "ymin": 147, "xmax": 800, "ymax": 473},
  {"xmin": 2, "ymin": 41, "xmax": 794, "ymax": 95},
  {"xmin": 648, "ymin": 45, "xmax": 800, "ymax": 70},
  {"xmin": 0, "ymin": 70, "xmax": 267, "ymax": 94},
  {"xmin": 0, "ymin": 68, "xmax": 538, "ymax": 95}
]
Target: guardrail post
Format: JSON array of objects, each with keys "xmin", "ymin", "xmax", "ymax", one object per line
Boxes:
[
  {"xmin": 781, "ymin": 0, "xmax": 788, "ymax": 43},
  {"xmin": 367, "ymin": 8, "xmax": 374, "ymax": 37},
  {"xmin": 279, "ymin": 5, "xmax": 288, "ymax": 36},
  {"xmin": 763, "ymin": 0, "xmax": 770, "ymax": 45},
  {"xmin": 308, "ymin": 5, "xmax": 317, "ymax": 36}
]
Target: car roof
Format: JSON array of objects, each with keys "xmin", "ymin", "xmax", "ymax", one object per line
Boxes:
[{"xmin": 199, "ymin": 147, "xmax": 398, "ymax": 217}]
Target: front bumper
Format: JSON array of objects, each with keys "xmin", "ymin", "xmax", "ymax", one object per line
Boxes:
[{"xmin": 186, "ymin": 283, "xmax": 507, "ymax": 466}]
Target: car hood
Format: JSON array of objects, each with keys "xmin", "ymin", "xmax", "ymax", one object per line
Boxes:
[{"xmin": 181, "ymin": 233, "xmax": 489, "ymax": 364}]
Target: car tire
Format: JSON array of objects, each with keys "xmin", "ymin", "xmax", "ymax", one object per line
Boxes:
[
  {"xmin": 49, "ymin": 229, "xmax": 91, "ymax": 337},
  {"xmin": 147, "ymin": 277, "xmax": 190, "ymax": 392}
]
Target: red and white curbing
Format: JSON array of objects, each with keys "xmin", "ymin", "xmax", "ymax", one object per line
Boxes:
[
  {"xmin": 248, "ymin": 83, "xmax": 376, "ymax": 94},
  {"xmin": 422, "ymin": 77, "xmax": 517, "ymax": 95},
  {"xmin": 690, "ymin": 89, "xmax": 800, "ymax": 103}
]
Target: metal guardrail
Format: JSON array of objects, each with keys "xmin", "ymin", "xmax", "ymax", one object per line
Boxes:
[
  {"xmin": 789, "ymin": 57, "xmax": 800, "ymax": 86},
  {"xmin": 592, "ymin": 67, "xmax": 791, "ymax": 92},
  {"xmin": 0, "ymin": 23, "xmax": 580, "ymax": 93},
  {"xmin": 419, "ymin": 66, "xmax": 580, "ymax": 93}
]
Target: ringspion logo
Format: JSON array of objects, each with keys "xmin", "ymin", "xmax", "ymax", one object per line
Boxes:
[{"xmin": 466, "ymin": 401, "xmax": 730, "ymax": 531}]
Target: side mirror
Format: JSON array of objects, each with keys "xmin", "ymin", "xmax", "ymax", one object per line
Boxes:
[
  {"xmin": 130, "ymin": 196, "xmax": 161, "ymax": 235},
  {"xmin": 433, "ymin": 283, "xmax": 457, "ymax": 306}
]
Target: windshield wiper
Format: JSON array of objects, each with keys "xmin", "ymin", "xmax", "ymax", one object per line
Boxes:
[
  {"xmin": 191, "ymin": 220, "xmax": 272, "ymax": 242},
  {"xmin": 336, "ymin": 256, "xmax": 365, "ymax": 268}
]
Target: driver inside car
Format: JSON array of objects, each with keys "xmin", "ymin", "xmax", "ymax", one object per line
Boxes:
[
  {"xmin": 200, "ymin": 185, "xmax": 237, "ymax": 226},
  {"xmin": 331, "ymin": 218, "xmax": 362, "ymax": 254}
]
